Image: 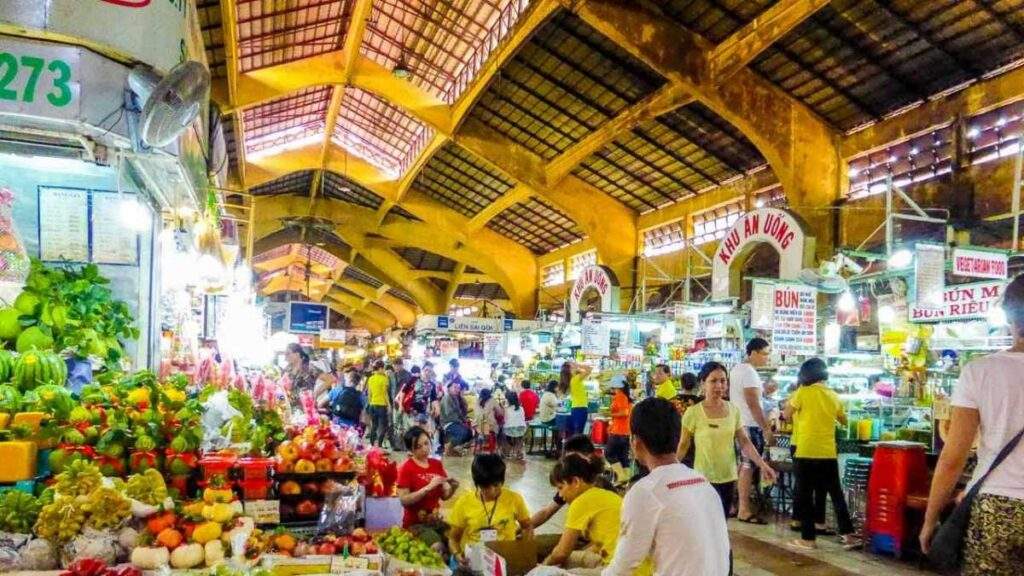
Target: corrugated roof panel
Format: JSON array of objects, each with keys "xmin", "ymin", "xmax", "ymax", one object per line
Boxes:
[
  {"xmin": 467, "ymin": 10, "xmax": 666, "ymax": 160},
  {"xmin": 651, "ymin": 0, "xmax": 778, "ymax": 43},
  {"xmin": 250, "ymin": 171, "xmax": 315, "ymax": 196},
  {"xmin": 333, "ymin": 87, "xmax": 433, "ymax": 177},
  {"xmin": 196, "ymin": 0, "xmax": 227, "ymax": 79},
  {"xmin": 393, "ymin": 247, "xmax": 458, "ymax": 272},
  {"xmin": 361, "ymin": 0, "xmax": 531, "ymax": 103},
  {"xmin": 321, "ymin": 171, "xmax": 383, "ymax": 209},
  {"xmin": 235, "ymin": 0, "xmax": 352, "ymax": 72},
  {"xmin": 456, "ymin": 282, "xmax": 509, "ymax": 300},
  {"xmin": 487, "ymin": 197, "xmax": 584, "ymax": 253},
  {"xmin": 243, "ymin": 86, "xmax": 332, "ymax": 155},
  {"xmin": 413, "ymin": 142, "xmax": 515, "ymax": 216}
]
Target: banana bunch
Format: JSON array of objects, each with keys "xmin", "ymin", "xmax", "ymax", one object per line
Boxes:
[
  {"xmin": 82, "ymin": 487, "xmax": 131, "ymax": 530},
  {"xmin": 55, "ymin": 460, "xmax": 102, "ymax": 497},
  {"xmin": 0, "ymin": 491, "xmax": 41, "ymax": 533},
  {"xmin": 125, "ymin": 469, "xmax": 168, "ymax": 505},
  {"xmin": 35, "ymin": 496, "xmax": 86, "ymax": 542}
]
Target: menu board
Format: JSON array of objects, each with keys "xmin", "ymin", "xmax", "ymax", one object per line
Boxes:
[
  {"xmin": 483, "ymin": 333, "xmax": 505, "ymax": 363},
  {"xmin": 91, "ymin": 193, "xmax": 140, "ymax": 265},
  {"xmin": 673, "ymin": 303, "xmax": 696, "ymax": 348},
  {"xmin": 39, "ymin": 187, "xmax": 88, "ymax": 262},
  {"xmin": 750, "ymin": 280, "xmax": 775, "ymax": 329},
  {"xmin": 581, "ymin": 315, "xmax": 610, "ymax": 357},
  {"xmin": 914, "ymin": 243, "xmax": 945, "ymax": 311},
  {"xmin": 772, "ymin": 284, "xmax": 817, "ymax": 355}
]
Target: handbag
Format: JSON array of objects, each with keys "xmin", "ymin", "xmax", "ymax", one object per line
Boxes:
[{"xmin": 928, "ymin": 426, "xmax": 1024, "ymax": 571}]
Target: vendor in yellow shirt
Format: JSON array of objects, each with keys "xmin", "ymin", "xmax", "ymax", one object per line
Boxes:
[
  {"xmin": 447, "ymin": 453, "xmax": 532, "ymax": 565},
  {"xmin": 543, "ymin": 453, "xmax": 651, "ymax": 574},
  {"xmin": 560, "ymin": 361, "xmax": 592, "ymax": 436},
  {"xmin": 676, "ymin": 361, "xmax": 776, "ymax": 519},
  {"xmin": 653, "ymin": 363, "xmax": 678, "ymax": 400}
]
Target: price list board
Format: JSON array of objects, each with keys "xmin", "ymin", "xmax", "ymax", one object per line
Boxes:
[{"xmin": 772, "ymin": 284, "xmax": 817, "ymax": 356}]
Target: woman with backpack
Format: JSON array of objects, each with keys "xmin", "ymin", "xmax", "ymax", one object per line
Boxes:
[{"xmin": 328, "ymin": 370, "xmax": 366, "ymax": 429}]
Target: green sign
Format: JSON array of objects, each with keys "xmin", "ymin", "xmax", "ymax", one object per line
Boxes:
[{"xmin": 0, "ymin": 52, "xmax": 73, "ymax": 107}]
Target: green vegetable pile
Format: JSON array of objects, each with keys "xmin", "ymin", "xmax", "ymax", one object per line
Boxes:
[{"xmin": 0, "ymin": 490, "xmax": 41, "ymax": 533}]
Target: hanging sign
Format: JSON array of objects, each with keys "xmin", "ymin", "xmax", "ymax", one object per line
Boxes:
[
  {"xmin": 696, "ymin": 314, "xmax": 725, "ymax": 340},
  {"xmin": 952, "ymin": 247, "xmax": 1008, "ymax": 280},
  {"xmin": 569, "ymin": 265, "xmax": 620, "ymax": 323},
  {"xmin": 673, "ymin": 303, "xmax": 697, "ymax": 348},
  {"xmin": 914, "ymin": 243, "xmax": 946, "ymax": 311},
  {"xmin": 483, "ymin": 333, "xmax": 505, "ymax": 363},
  {"xmin": 581, "ymin": 314, "xmax": 610, "ymax": 357},
  {"xmin": 0, "ymin": 38, "xmax": 81, "ymax": 120},
  {"xmin": 319, "ymin": 329, "xmax": 346, "ymax": 345},
  {"xmin": 909, "ymin": 280, "xmax": 1006, "ymax": 322},
  {"xmin": 772, "ymin": 284, "xmax": 817, "ymax": 355},
  {"xmin": 750, "ymin": 279, "xmax": 776, "ymax": 330},
  {"xmin": 288, "ymin": 302, "xmax": 328, "ymax": 334},
  {"xmin": 711, "ymin": 208, "xmax": 813, "ymax": 299}
]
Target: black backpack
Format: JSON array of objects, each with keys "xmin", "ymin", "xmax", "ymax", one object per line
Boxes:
[{"xmin": 330, "ymin": 387, "xmax": 363, "ymax": 422}]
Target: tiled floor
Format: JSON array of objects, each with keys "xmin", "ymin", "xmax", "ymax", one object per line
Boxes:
[{"xmin": 433, "ymin": 454, "xmax": 930, "ymax": 576}]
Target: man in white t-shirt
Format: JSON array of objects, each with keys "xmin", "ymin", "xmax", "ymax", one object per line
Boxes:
[
  {"xmin": 603, "ymin": 398, "xmax": 730, "ymax": 576},
  {"xmin": 728, "ymin": 337, "xmax": 773, "ymax": 523},
  {"xmin": 922, "ymin": 276, "xmax": 1024, "ymax": 574}
]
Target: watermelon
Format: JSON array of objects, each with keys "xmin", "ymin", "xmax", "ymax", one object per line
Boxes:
[
  {"xmin": 13, "ymin": 350, "xmax": 67, "ymax": 391},
  {"xmin": 0, "ymin": 350, "xmax": 14, "ymax": 382},
  {"xmin": 0, "ymin": 384, "xmax": 20, "ymax": 413}
]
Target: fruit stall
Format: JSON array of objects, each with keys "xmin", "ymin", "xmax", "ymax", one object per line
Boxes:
[{"xmin": 0, "ymin": 261, "xmax": 452, "ymax": 576}]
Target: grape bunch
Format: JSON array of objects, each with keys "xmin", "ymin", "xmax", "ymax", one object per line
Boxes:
[
  {"xmin": 34, "ymin": 497, "xmax": 87, "ymax": 542},
  {"xmin": 55, "ymin": 460, "xmax": 102, "ymax": 497},
  {"xmin": 83, "ymin": 487, "xmax": 131, "ymax": 530}
]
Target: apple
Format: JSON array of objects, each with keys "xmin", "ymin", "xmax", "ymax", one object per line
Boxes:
[
  {"xmin": 351, "ymin": 528, "xmax": 369, "ymax": 543},
  {"xmin": 350, "ymin": 542, "xmax": 366, "ymax": 556},
  {"xmin": 364, "ymin": 541, "xmax": 378, "ymax": 554},
  {"xmin": 333, "ymin": 457, "xmax": 353, "ymax": 472},
  {"xmin": 280, "ymin": 480, "xmax": 301, "ymax": 496},
  {"xmin": 296, "ymin": 499, "xmax": 319, "ymax": 517},
  {"xmin": 317, "ymin": 542, "xmax": 337, "ymax": 555},
  {"xmin": 276, "ymin": 460, "xmax": 294, "ymax": 474},
  {"xmin": 301, "ymin": 481, "xmax": 320, "ymax": 494},
  {"xmin": 315, "ymin": 458, "xmax": 333, "ymax": 472}
]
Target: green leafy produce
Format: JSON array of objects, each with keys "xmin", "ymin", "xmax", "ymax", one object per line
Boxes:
[
  {"xmin": 0, "ymin": 491, "xmax": 41, "ymax": 533},
  {"xmin": 25, "ymin": 383, "xmax": 75, "ymax": 419},
  {"xmin": 0, "ymin": 384, "xmax": 20, "ymax": 413}
]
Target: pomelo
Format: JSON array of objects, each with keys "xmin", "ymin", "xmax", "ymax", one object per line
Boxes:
[
  {"xmin": 16, "ymin": 326, "xmax": 54, "ymax": 353},
  {"xmin": 13, "ymin": 292, "xmax": 39, "ymax": 316},
  {"xmin": 0, "ymin": 308, "xmax": 21, "ymax": 341}
]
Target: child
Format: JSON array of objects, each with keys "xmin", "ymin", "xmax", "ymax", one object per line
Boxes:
[
  {"xmin": 503, "ymin": 390, "xmax": 527, "ymax": 460},
  {"xmin": 474, "ymin": 388, "xmax": 503, "ymax": 454},
  {"xmin": 447, "ymin": 454, "xmax": 532, "ymax": 570}
]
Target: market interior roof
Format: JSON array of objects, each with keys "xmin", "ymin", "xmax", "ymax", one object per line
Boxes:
[{"xmin": 204, "ymin": 0, "xmax": 1024, "ymax": 329}]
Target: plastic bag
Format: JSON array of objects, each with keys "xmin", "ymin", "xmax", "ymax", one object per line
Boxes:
[
  {"xmin": 0, "ymin": 186, "xmax": 29, "ymax": 285},
  {"xmin": 317, "ymin": 482, "xmax": 363, "ymax": 536},
  {"xmin": 0, "ymin": 531, "xmax": 31, "ymax": 571},
  {"xmin": 201, "ymin": 390, "xmax": 242, "ymax": 451}
]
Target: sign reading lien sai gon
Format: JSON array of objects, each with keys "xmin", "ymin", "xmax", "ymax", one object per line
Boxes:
[
  {"xmin": 909, "ymin": 280, "xmax": 1006, "ymax": 322},
  {"xmin": 952, "ymin": 247, "xmax": 1008, "ymax": 280},
  {"xmin": 568, "ymin": 265, "xmax": 620, "ymax": 323},
  {"xmin": 711, "ymin": 208, "xmax": 813, "ymax": 300}
]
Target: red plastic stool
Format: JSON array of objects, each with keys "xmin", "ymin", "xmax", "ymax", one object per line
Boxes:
[
  {"xmin": 590, "ymin": 418, "xmax": 609, "ymax": 446},
  {"xmin": 865, "ymin": 441, "xmax": 929, "ymax": 558}
]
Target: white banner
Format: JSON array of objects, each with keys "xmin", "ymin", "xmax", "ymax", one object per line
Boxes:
[
  {"xmin": 909, "ymin": 280, "xmax": 1006, "ymax": 322},
  {"xmin": 952, "ymin": 247, "xmax": 1008, "ymax": 280},
  {"xmin": 581, "ymin": 315, "xmax": 610, "ymax": 357},
  {"xmin": 483, "ymin": 333, "xmax": 505, "ymax": 363},
  {"xmin": 673, "ymin": 303, "xmax": 696, "ymax": 348},
  {"xmin": 750, "ymin": 280, "xmax": 775, "ymax": 330},
  {"xmin": 914, "ymin": 243, "xmax": 946, "ymax": 311},
  {"xmin": 772, "ymin": 284, "xmax": 817, "ymax": 355}
]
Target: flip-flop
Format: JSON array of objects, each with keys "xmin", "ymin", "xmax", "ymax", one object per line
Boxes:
[
  {"xmin": 736, "ymin": 515, "xmax": 768, "ymax": 525},
  {"xmin": 787, "ymin": 539, "xmax": 817, "ymax": 551}
]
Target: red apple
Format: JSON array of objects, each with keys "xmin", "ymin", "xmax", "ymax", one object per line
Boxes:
[{"xmin": 317, "ymin": 542, "xmax": 337, "ymax": 555}]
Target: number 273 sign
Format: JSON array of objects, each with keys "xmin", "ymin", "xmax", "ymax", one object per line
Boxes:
[{"xmin": 0, "ymin": 39, "xmax": 80, "ymax": 120}]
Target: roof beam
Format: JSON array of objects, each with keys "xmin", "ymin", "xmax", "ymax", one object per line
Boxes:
[
  {"xmin": 842, "ymin": 65, "xmax": 1024, "ymax": 158},
  {"xmin": 320, "ymin": 0, "xmax": 369, "ymax": 177},
  {"xmin": 708, "ymin": 0, "xmax": 831, "ymax": 82},
  {"xmin": 328, "ymin": 289, "xmax": 398, "ymax": 328},
  {"xmin": 334, "ymin": 278, "xmax": 416, "ymax": 326},
  {"xmin": 466, "ymin": 185, "xmax": 533, "ymax": 231},
  {"xmin": 546, "ymin": 84, "xmax": 693, "ymax": 183},
  {"xmin": 444, "ymin": 263, "xmax": 467, "ymax": 311},
  {"xmin": 567, "ymin": 0, "xmax": 844, "ymax": 260},
  {"xmin": 324, "ymin": 298, "xmax": 387, "ymax": 334}
]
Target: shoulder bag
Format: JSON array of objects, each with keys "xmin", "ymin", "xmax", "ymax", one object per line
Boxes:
[{"xmin": 928, "ymin": 426, "xmax": 1024, "ymax": 571}]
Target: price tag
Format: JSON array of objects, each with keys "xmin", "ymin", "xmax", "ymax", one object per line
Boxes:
[
  {"xmin": 330, "ymin": 556, "xmax": 370, "ymax": 573},
  {"xmin": 243, "ymin": 500, "xmax": 280, "ymax": 524},
  {"xmin": 479, "ymin": 529, "xmax": 498, "ymax": 543}
]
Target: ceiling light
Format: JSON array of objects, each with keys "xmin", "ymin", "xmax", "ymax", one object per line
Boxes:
[
  {"xmin": 848, "ymin": 167, "xmax": 860, "ymax": 178},
  {"xmin": 967, "ymin": 127, "xmax": 980, "ymax": 139},
  {"xmin": 887, "ymin": 249, "xmax": 913, "ymax": 269},
  {"xmin": 393, "ymin": 53, "xmax": 412, "ymax": 79},
  {"xmin": 837, "ymin": 290, "xmax": 856, "ymax": 313}
]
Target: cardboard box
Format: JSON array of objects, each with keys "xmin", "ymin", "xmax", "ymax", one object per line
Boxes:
[{"xmin": 483, "ymin": 535, "xmax": 560, "ymax": 576}]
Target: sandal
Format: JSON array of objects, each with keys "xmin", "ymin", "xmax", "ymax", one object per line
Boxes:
[{"xmin": 736, "ymin": 515, "xmax": 768, "ymax": 525}]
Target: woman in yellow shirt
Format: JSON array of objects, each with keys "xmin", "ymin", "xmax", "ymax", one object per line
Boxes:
[
  {"xmin": 559, "ymin": 361, "xmax": 592, "ymax": 437},
  {"xmin": 783, "ymin": 358, "xmax": 855, "ymax": 550},
  {"xmin": 677, "ymin": 361, "xmax": 776, "ymax": 519},
  {"xmin": 447, "ymin": 453, "xmax": 532, "ymax": 567},
  {"xmin": 543, "ymin": 453, "xmax": 630, "ymax": 570}
]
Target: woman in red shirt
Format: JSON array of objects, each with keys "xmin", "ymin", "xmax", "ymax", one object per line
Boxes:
[
  {"xmin": 396, "ymin": 426, "xmax": 458, "ymax": 532},
  {"xmin": 518, "ymin": 379, "xmax": 540, "ymax": 421},
  {"xmin": 605, "ymin": 375, "xmax": 632, "ymax": 469}
]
